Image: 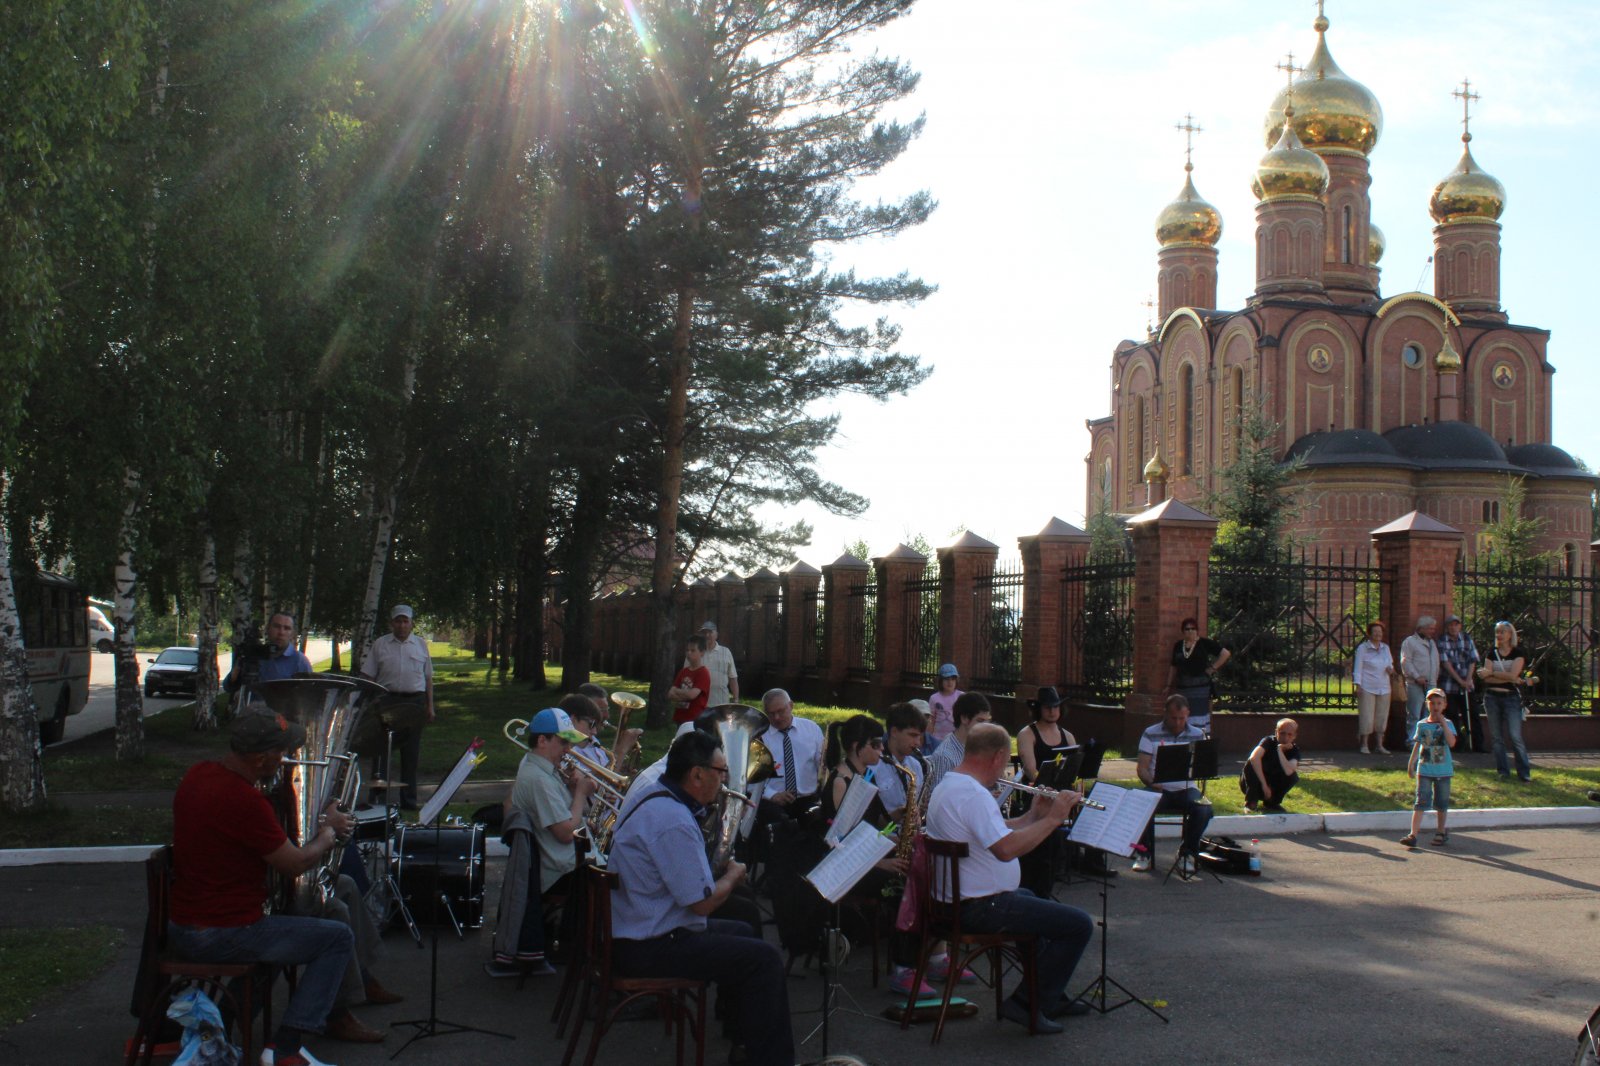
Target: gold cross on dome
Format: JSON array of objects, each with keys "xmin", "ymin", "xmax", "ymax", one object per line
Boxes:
[
  {"xmin": 1141, "ymin": 294, "xmax": 1156, "ymax": 334},
  {"xmin": 1276, "ymin": 52, "xmax": 1303, "ymax": 90},
  {"xmin": 1453, "ymin": 78, "xmax": 1481, "ymax": 140},
  {"xmin": 1174, "ymin": 113, "xmax": 1203, "ymax": 171}
]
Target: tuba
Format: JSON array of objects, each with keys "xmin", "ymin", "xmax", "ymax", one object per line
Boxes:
[
  {"xmin": 256, "ymin": 674, "xmax": 384, "ymax": 913},
  {"xmin": 699, "ymin": 703, "xmax": 776, "ymax": 875}
]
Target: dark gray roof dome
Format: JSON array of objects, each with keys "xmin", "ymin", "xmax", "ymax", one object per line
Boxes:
[
  {"xmin": 1286, "ymin": 428, "xmax": 1412, "ymax": 468},
  {"xmin": 1382, "ymin": 421, "xmax": 1518, "ymax": 473},
  {"xmin": 1506, "ymin": 442, "xmax": 1583, "ymax": 474}
]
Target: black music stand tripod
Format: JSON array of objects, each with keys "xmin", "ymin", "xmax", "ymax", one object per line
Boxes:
[
  {"xmin": 390, "ymin": 743, "xmax": 512, "ymax": 1059},
  {"xmin": 1073, "ymin": 855, "xmax": 1168, "ymax": 1024},
  {"xmin": 1152, "ymin": 739, "xmax": 1221, "ymax": 885}
]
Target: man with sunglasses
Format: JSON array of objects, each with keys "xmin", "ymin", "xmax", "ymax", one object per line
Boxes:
[{"xmin": 608, "ymin": 730, "xmax": 794, "ymax": 1066}]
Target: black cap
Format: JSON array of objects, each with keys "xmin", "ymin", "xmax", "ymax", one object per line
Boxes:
[{"xmin": 230, "ymin": 712, "xmax": 306, "ymax": 754}]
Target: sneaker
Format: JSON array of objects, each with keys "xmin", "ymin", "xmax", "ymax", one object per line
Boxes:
[
  {"xmin": 889, "ymin": 968, "xmax": 936, "ymax": 997},
  {"xmin": 998, "ymin": 995, "xmax": 1063, "ymax": 1034},
  {"xmin": 1176, "ymin": 852, "xmax": 1197, "ymax": 879},
  {"xmin": 260, "ymin": 1047, "xmax": 335, "ymax": 1066},
  {"xmin": 927, "ymin": 958, "xmax": 978, "ymax": 985},
  {"xmin": 1358, "ymin": 744, "xmax": 1370, "ymax": 755},
  {"xmin": 1375, "ymin": 744, "xmax": 1391, "ymax": 755},
  {"xmin": 1131, "ymin": 852, "xmax": 1152, "ymax": 873},
  {"xmin": 1046, "ymin": 997, "xmax": 1094, "ymax": 1020}
]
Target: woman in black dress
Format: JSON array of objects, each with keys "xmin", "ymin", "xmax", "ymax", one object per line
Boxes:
[{"xmin": 1167, "ymin": 617, "xmax": 1230, "ymax": 734}]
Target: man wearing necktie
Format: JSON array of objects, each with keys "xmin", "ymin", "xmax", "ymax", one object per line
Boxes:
[{"xmin": 750, "ymin": 689, "xmax": 824, "ymax": 850}]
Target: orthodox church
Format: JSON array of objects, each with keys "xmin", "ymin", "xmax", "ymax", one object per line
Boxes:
[{"xmin": 1084, "ymin": 8, "xmax": 1595, "ymax": 563}]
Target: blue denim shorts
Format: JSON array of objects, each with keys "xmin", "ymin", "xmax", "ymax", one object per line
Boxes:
[{"xmin": 1413, "ymin": 774, "xmax": 1451, "ymax": 812}]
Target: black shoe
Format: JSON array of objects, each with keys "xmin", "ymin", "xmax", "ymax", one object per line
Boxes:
[
  {"xmin": 1046, "ymin": 997, "xmax": 1094, "ymax": 1020},
  {"xmin": 999, "ymin": 996, "xmax": 1064, "ymax": 1034},
  {"xmin": 1586, "ymin": 790, "xmax": 1600, "ymax": 804}
]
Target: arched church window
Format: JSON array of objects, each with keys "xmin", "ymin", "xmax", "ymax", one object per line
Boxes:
[
  {"xmin": 1564, "ymin": 543, "xmax": 1578, "ymax": 576},
  {"xmin": 1402, "ymin": 343, "xmax": 1424, "ymax": 370},
  {"xmin": 1340, "ymin": 206, "xmax": 1353, "ymax": 264},
  {"xmin": 1230, "ymin": 366, "xmax": 1245, "ymax": 458},
  {"xmin": 1134, "ymin": 397, "xmax": 1147, "ymax": 483},
  {"xmin": 1179, "ymin": 364, "xmax": 1194, "ymax": 475}
]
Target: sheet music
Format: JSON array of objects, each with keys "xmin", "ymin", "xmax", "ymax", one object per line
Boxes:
[
  {"xmin": 1066, "ymin": 782, "xmax": 1161, "ymax": 858},
  {"xmin": 417, "ymin": 741, "xmax": 484, "ymax": 827},
  {"xmin": 825, "ymin": 773, "xmax": 878, "ymax": 844},
  {"xmin": 805, "ymin": 822, "xmax": 895, "ymax": 903}
]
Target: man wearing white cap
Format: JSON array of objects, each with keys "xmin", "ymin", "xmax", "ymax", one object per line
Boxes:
[
  {"xmin": 360, "ymin": 605, "xmax": 434, "ymax": 809},
  {"xmin": 690, "ymin": 621, "xmax": 739, "ymax": 707}
]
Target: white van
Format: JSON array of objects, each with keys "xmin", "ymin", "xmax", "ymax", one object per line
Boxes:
[{"xmin": 87, "ymin": 605, "xmax": 115, "ymax": 653}]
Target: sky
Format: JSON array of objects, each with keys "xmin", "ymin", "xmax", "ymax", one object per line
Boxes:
[{"xmin": 758, "ymin": 0, "xmax": 1600, "ymax": 570}]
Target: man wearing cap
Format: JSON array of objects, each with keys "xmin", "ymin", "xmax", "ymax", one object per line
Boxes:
[
  {"xmin": 691, "ymin": 621, "xmax": 739, "ymax": 707},
  {"xmin": 489, "ymin": 708, "xmax": 596, "ymax": 978},
  {"xmin": 360, "ymin": 605, "xmax": 433, "ymax": 809},
  {"xmin": 1436, "ymin": 614, "xmax": 1481, "ymax": 753},
  {"xmin": 168, "ymin": 713, "xmax": 357, "ymax": 1066}
]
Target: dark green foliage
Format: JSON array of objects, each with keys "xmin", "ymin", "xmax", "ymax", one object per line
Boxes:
[{"xmin": 1078, "ymin": 502, "xmax": 1133, "ymax": 699}]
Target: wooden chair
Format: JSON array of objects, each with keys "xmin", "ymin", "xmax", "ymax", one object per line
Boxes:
[
  {"xmin": 126, "ymin": 845, "xmax": 272, "ymax": 1066},
  {"xmin": 901, "ymin": 836, "xmax": 1039, "ymax": 1043},
  {"xmin": 561, "ymin": 865, "xmax": 708, "ymax": 1066}
]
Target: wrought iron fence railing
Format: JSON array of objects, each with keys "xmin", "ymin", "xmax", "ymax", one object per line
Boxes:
[
  {"xmin": 1059, "ymin": 551, "xmax": 1135, "ymax": 705},
  {"xmin": 846, "ymin": 581, "xmax": 878, "ymax": 680},
  {"xmin": 1455, "ymin": 554, "xmax": 1599, "ymax": 713},
  {"xmin": 971, "ymin": 559, "xmax": 1024, "ymax": 694},
  {"xmin": 902, "ymin": 573, "xmax": 942, "ymax": 686}
]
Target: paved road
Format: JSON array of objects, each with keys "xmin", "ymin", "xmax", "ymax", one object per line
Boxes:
[
  {"xmin": 53, "ymin": 641, "xmax": 334, "ymax": 747},
  {"xmin": 3, "ymin": 825, "xmax": 1598, "ymax": 1064}
]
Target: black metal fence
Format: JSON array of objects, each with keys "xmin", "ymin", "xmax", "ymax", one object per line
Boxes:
[
  {"xmin": 902, "ymin": 573, "xmax": 942, "ymax": 686},
  {"xmin": 1455, "ymin": 555, "xmax": 1599, "ymax": 713},
  {"xmin": 1060, "ymin": 550, "xmax": 1135, "ymax": 705},
  {"xmin": 1211, "ymin": 548, "xmax": 1388, "ymax": 712},
  {"xmin": 846, "ymin": 582, "xmax": 878, "ymax": 680},
  {"xmin": 760, "ymin": 594, "xmax": 782, "ymax": 671},
  {"xmin": 971, "ymin": 559, "xmax": 1025, "ymax": 694},
  {"xmin": 801, "ymin": 586, "xmax": 821, "ymax": 672}
]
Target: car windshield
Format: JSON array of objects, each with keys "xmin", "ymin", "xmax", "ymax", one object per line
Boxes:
[{"xmin": 156, "ymin": 649, "xmax": 200, "ymax": 666}]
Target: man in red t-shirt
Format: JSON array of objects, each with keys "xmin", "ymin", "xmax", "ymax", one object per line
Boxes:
[
  {"xmin": 168, "ymin": 712, "xmax": 355, "ymax": 1066},
  {"xmin": 668, "ymin": 635, "xmax": 712, "ymax": 723}
]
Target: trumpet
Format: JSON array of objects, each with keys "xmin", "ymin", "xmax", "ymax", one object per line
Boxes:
[{"xmin": 1000, "ymin": 776, "xmax": 1108, "ymax": 812}]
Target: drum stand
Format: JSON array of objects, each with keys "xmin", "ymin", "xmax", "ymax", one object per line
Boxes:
[{"xmin": 390, "ymin": 754, "xmax": 512, "ymax": 1058}]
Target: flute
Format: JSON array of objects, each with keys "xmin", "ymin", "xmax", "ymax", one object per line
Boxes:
[{"xmin": 1003, "ymin": 777, "xmax": 1107, "ymax": 812}]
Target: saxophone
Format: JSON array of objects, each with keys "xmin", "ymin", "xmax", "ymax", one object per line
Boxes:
[{"xmin": 890, "ymin": 757, "xmax": 921, "ymax": 862}]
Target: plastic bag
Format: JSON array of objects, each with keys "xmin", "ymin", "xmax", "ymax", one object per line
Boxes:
[{"xmin": 167, "ymin": 987, "xmax": 241, "ymax": 1066}]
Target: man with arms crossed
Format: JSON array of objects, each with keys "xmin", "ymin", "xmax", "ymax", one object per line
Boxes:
[
  {"xmin": 925, "ymin": 722, "xmax": 1095, "ymax": 1034},
  {"xmin": 609, "ymin": 730, "xmax": 794, "ymax": 1066},
  {"xmin": 360, "ymin": 604, "xmax": 434, "ymax": 809}
]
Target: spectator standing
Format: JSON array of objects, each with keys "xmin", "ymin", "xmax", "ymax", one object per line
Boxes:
[
  {"xmin": 1435, "ymin": 614, "xmax": 1480, "ymax": 752},
  {"xmin": 1477, "ymin": 621, "xmax": 1532, "ymax": 782},
  {"xmin": 1352, "ymin": 621, "xmax": 1398, "ymax": 755},
  {"xmin": 925, "ymin": 663, "xmax": 963, "ymax": 753},
  {"xmin": 1165, "ymin": 617, "xmax": 1230, "ymax": 734},
  {"xmin": 1400, "ymin": 615, "xmax": 1441, "ymax": 741},
  {"xmin": 693, "ymin": 621, "xmax": 739, "ymax": 707},
  {"xmin": 668, "ymin": 635, "xmax": 712, "ymax": 724},
  {"xmin": 1401, "ymin": 689, "xmax": 1457, "ymax": 847},
  {"xmin": 360, "ymin": 605, "xmax": 434, "ymax": 809}
]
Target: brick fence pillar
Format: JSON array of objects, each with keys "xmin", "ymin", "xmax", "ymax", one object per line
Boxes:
[
  {"xmin": 822, "ymin": 554, "xmax": 871, "ymax": 696},
  {"xmin": 744, "ymin": 568, "xmax": 780, "ymax": 695},
  {"xmin": 1018, "ymin": 517, "xmax": 1092, "ymax": 706},
  {"xmin": 938, "ymin": 532, "xmax": 1000, "ymax": 685},
  {"xmin": 1372, "ymin": 511, "xmax": 1465, "ymax": 747},
  {"xmin": 873, "ymin": 544, "xmax": 930, "ymax": 709},
  {"xmin": 688, "ymin": 578, "xmax": 716, "ymax": 642},
  {"xmin": 780, "ymin": 562, "xmax": 821, "ymax": 689},
  {"xmin": 1123, "ymin": 500, "xmax": 1218, "ymax": 743},
  {"xmin": 715, "ymin": 571, "xmax": 744, "ymax": 639}
]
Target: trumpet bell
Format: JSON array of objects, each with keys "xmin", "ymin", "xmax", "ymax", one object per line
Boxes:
[
  {"xmin": 747, "ymin": 738, "xmax": 776, "ymax": 785},
  {"xmin": 610, "ymin": 690, "xmax": 646, "ymax": 712}
]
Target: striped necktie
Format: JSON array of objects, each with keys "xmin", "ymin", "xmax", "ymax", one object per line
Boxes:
[{"xmin": 782, "ymin": 728, "xmax": 797, "ymax": 793}]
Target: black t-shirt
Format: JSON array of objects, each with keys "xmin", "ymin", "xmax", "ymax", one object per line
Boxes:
[
  {"xmin": 1172, "ymin": 637, "xmax": 1224, "ymax": 688},
  {"xmin": 1252, "ymin": 736, "xmax": 1301, "ymax": 786},
  {"xmin": 1483, "ymin": 644, "xmax": 1526, "ymax": 693}
]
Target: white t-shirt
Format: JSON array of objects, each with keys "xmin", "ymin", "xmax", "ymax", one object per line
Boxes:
[
  {"xmin": 925, "ymin": 771, "xmax": 1019, "ymax": 899},
  {"xmin": 696, "ymin": 643, "xmax": 738, "ymax": 707}
]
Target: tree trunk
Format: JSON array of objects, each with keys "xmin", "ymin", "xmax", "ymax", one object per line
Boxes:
[
  {"xmin": 113, "ymin": 468, "xmax": 144, "ymax": 760},
  {"xmin": 231, "ymin": 532, "xmax": 254, "ymax": 642},
  {"xmin": 329, "ymin": 637, "xmax": 342, "ymax": 673},
  {"xmin": 0, "ymin": 493, "xmax": 46, "ymax": 812},
  {"xmin": 560, "ymin": 467, "xmax": 609, "ymax": 691},
  {"xmin": 352, "ymin": 352, "xmax": 417, "ymax": 672},
  {"xmin": 193, "ymin": 527, "xmax": 220, "ymax": 729}
]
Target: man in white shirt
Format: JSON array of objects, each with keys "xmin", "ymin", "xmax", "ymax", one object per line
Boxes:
[
  {"xmin": 1133, "ymin": 693, "xmax": 1212, "ymax": 874},
  {"xmin": 1400, "ymin": 615, "xmax": 1441, "ymax": 742},
  {"xmin": 925, "ymin": 723, "xmax": 1094, "ymax": 1034},
  {"xmin": 693, "ymin": 621, "xmax": 739, "ymax": 707},
  {"xmin": 360, "ymin": 604, "xmax": 434, "ymax": 809}
]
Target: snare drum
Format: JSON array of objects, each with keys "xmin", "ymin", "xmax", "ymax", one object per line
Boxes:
[
  {"xmin": 394, "ymin": 823, "xmax": 486, "ymax": 927},
  {"xmin": 353, "ymin": 805, "xmax": 397, "ymax": 844}
]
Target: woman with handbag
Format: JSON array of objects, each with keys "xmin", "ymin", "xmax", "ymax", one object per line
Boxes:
[{"xmin": 1477, "ymin": 620, "xmax": 1532, "ymax": 782}]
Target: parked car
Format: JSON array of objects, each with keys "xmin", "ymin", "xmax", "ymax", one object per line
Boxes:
[
  {"xmin": 144, "ymin": 647, "xmax": 201, "ymax": 698},
  {"xmin": 87, "ymin": 605, "xmax": 115, "ymax": 654}
]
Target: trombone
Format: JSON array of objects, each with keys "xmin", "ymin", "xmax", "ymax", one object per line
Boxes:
[{"xmin": 502, "ymin": 718, "xmax": 633, "ymax": 856}]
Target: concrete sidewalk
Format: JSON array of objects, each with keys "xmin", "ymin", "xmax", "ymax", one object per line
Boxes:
[{"xmin": 3, "ymin": 824, "xmax": 1598, "ymax": 1065}]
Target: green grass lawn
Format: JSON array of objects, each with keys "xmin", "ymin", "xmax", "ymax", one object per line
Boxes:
[{"xmin": 0, "ymin": 925, "xmax": 122, "ymax": 1029}]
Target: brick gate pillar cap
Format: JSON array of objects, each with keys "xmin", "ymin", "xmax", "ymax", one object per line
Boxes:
[
  {"xmin": 747, "ymin": 567, "xmax": 779, "ymax": 581},
  {"xmin": 717, "ymin": 571, "xmax": 743, "ymax": 585},
  {"xmin": 1370, "ymin": 511, "xmax": 1462, "ymax": 539},
  {"xmin": 693, "ymin": 575, "xmax": 715, "ymax": 586},
  {"xmin": 1032, "ymin": 517, "xmax": 1088, "ymax": 540},
  {"xmin": 1125, "ymin": 498, "xmax": 1217, "ymax": 527},
  {"xmin": 875, "ymin": 543, "xmax": 929, "ymax": 564},
  {"xmin": 784, "ymin": 561, "xmax": 821, "ymax": 576},
  {"xmin": 826, "ymin": 553, "xmax": 870, "ymax": 570},
  {"xmin": 938, "ymin": 531, "xmax": 999, "ymax": 558}
]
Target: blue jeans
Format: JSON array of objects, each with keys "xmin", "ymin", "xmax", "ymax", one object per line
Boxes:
[
  {"xmin": 959, "ymin": 888, "xmax": 1093, "ymax": 1010},
  {"xmin": 1413, "ymin": 774, "xmax": 1451, "ymax": 812},
  {"xmin": 1139, "ymin": 787, "xmax": 1212, "ymax": 856},
  {"xmin": 168, "ymin": 915, "xmax": 353, "ymax": 1034},
  {"xmin": 1404, "ymin": 681, "xmax": 1429, "ymax": 741},
  {"xmin": 1483, "ymin": 689, "xmax": 1531, "ymax": 779}
]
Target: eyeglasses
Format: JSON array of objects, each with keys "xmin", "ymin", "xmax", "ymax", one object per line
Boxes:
[
  {"xmin": 867, "ymin": 738, "xmax": 885, "ymax": 748},
  {"xmin": 702, "ymin": 764, "xmax": 730, "ymax": 776}
]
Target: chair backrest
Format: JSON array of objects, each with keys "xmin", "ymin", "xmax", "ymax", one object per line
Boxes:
[
  {"xmin": 923, "ymin": 837, "xmax": 969, "ymax": 939},
  {"xmin": 144, "ymin": 844, "xmax": 174, "ymax": 954},
  {"xmin": 579, "ymin": 864, "xmax": 621, "ymax": 984}
]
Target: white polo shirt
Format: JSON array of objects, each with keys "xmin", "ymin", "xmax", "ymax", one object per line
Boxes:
[{"xmin": 926, "ymin": 771, "xmax": 1019, "ymax": 899}]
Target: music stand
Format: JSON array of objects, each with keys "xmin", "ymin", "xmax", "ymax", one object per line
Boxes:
[
  {"xmin": 797, "ymin": 823, "xmax": 897, "ymax": 1057},
  {"xmin": 1152, "ymin": 739, "xmax": 1220, "ymax": 884},
  {"xmin": 1065, "ymin": 783, "xmax": 1168, "ymax": 1023},
  {"xmin": 390, "ymin": 741, "xmax": 514, "ymax": 1059}
]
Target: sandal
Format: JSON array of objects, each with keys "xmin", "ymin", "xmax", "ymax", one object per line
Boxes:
[
  {"xmin": 1431, "ymin": 832, "xmax": 1448, "ymax": 846},
  {"xmin": 1399, "ymin": 834, "xmax": 1417, "ymax": 847}
]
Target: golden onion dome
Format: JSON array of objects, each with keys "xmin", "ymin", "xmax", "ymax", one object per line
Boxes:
[
  {"xmin": 1429, "ymin": 137, "xmax": 1505, "ymax": 224},
  {"xmin": 1143, "ymin": 449, "xmax": 1170, "ymax": 482},
  {"xmin": 1263, "ymin": 15, "xmax": 1382, "ymax": 156},
  {"xmin": 1435, "ymin": 335, "xmax": 1462, "ymax": 372},
  {"xmin": 1367, "ymin": 221, "xmax": 1385, "ymax": 264},
  {"xmin": 1155, "ymin": 169, "xmax": 1223, "ymax": 247},
  {"xmin": 1252, "ymin": 109, "xmax": 1330, "ymax": 200}
]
